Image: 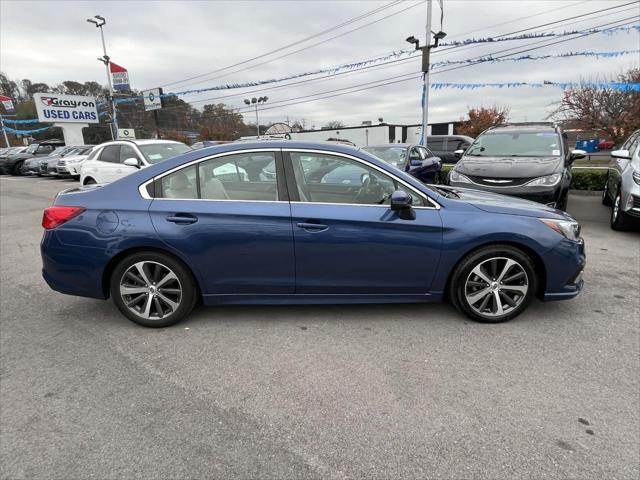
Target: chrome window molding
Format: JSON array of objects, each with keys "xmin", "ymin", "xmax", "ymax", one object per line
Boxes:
[{"xmin": 138, "ymin": 147, "xmax": 441, "ymax": 210}]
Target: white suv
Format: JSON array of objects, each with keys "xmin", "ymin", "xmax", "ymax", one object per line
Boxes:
[{"xmin": 80, "ymin": 139, "xmax": 191, "ymax": 185}]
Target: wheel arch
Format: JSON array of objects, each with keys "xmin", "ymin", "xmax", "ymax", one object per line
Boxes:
[
  {"xmin": 83, "ymin": 176, "xmax": 96, "ymax": 185},
  {"xmin": 444, "ymin": 240, "xmax": 548, "ymax": 300},
  {"xmin": 101, "ymin": 246, "xmax": 203, "ymax": 300}
]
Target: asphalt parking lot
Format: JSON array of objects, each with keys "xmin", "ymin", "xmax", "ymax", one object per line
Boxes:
[{"xmin": 0, "ymin": 176, "xmax": 638, "ymax": 479}]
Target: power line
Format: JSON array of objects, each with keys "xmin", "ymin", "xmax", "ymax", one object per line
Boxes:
[{"xmin": 159, "ymin": 0, "xmax": 409, "ymax": 89}]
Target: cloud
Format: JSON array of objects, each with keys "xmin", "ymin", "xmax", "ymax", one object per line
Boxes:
[{"xmin": 1, "ymin": 0, "xmax": 638, "ymax": 126}]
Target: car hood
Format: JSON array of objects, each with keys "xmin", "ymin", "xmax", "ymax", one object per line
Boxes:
[
  {"xmin": 439, "ymin": 186, "xmax": 570, "ymax": 220},
  {"xmin": 455, "ymin": 155, "xmax": 563, "ymax": 178}
]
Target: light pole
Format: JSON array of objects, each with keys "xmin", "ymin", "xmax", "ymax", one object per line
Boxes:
[
  {"xmin": 87, "ymin": 15, "xmax": 118, "ymax": 140},
  {"xmin": 244, "ymin": 96, "xmax": 268, "ymax": 138},
  {"xmin": 405, "ymin": 0, "xmax": 446, "ymax": 147}
]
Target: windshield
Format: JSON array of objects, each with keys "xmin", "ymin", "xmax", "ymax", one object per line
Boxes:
[
  {"xmin": 138, "ymin": 143, "xmax": 191, "ymax": 164},
  {"xmin": 362, "ymin": 147, "xmax": 408, "ymax": 168},
  {"xmin": 26, "ymin": 144, "xmax": 39, "ymax": 154},
  {"xmin": 466, "ymin": 131, "xmax": 562, "ymax": 157}
]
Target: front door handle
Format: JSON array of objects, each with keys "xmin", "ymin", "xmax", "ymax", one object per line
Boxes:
[
  {"xmin": 297, "ymin": 222, "xmax": 328, "ymax": 232},
  {"xmin": 166, "ymin": 214, "xmax": 198, "ymax": 225}
]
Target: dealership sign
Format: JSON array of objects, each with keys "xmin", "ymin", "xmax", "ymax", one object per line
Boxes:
[
  {"xmin": 143, "ymin": 88, "xmax": 163, "ymax": 111},
  {"xmin": 109, "ymin": 62, "xmax": 130, "ymax": 91},
  {"xmin": 118, "ymin": 128, "xmax": 135, "ymax": 139},
  {"xmin": 34, "ymin": 93, "xmax": 99, "ymax": 123}
]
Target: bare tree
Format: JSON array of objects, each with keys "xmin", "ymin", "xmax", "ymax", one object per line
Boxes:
[
  {"xmin": 549, "ymin": 69, "xmax": 640, "ymax": 144},
  {"xmin": 322, "ymin": 120, "xmax": 345, "ymax": 129},
  {"xmin": 456, "ymin": 105, "xmax": 510, "ymax": 138}
]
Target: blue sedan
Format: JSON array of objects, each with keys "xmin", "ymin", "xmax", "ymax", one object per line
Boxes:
[{"xmin": 41, "ymin": 141, "xmax": 585, "ymax": 327}]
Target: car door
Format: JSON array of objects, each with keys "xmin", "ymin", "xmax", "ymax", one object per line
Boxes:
[
  {"xmin": 93, "ymin": 144, "xmax": 121, "ymax": 183},
  {"xmin": 610, "ymin": 132, "xmax": 639, "ymax": 197},
  {"xmin": 148, "ymin": 149, "xmax": 295, "ymax": 295},
  {"xmin": 285, "ymin": 149, "xmax": 443, "ymax": 295}
]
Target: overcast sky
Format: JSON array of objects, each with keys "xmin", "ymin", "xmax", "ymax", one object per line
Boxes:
[{"xmin": 1, "ymin": 0, "xmax": 638, "ymax": 128}]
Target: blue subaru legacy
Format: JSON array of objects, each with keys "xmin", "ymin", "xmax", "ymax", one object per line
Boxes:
[{"xmin": 41, "ymin": 141, "xmax": 585, "ymax": 328}]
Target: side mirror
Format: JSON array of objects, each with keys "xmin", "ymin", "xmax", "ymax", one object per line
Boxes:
[
  {"xmin": 409, "ymin": 159, "xmax": 422, "ymax": 167},
  {"xmin": 611, "ymin": 149, "xmax": 631, "ymax": 159},
  {"xmin": 569, "ymin": 149, "xmax": 586, "ymax": 161},
  {"xmin": 123, "ymin": 158, "xmax": 141, "ymax": 168},
  {"xmin": 390, "ymin": 190, "xmax": 415, "ymax": 220},
  {"xmin": 454, "ymin": 149, "xmax": 464, "ymax": 159}
]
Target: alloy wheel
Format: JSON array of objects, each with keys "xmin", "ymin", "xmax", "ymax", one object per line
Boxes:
[
  {"xmin": 464, "ymin": 257, "xmax": 529, "ymax": 318},
  {"xmin": 613, "ymin": 193, "xmax": 620, "ymax": 222},
  {"xmin": 119, "ymin": 261, "xmax": 182, "ymax": 320}
]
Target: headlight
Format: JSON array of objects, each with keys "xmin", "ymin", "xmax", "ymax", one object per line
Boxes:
[
  {"xmin": 525, "ymin": 173, "xmax": 562, "ymax": 187},
  {"xmin": 632, "ymin": 171, "xmax": 640, "ymax": 186},
  {"xmin": 540, "ymin": 218, "xmax": 581, "ymax": 241},
  {"xmin": 449, "ymin": 170, "xmax": 471, "ymax": 184}
]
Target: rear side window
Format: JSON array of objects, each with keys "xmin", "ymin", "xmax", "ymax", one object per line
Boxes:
[
  {"xmin": 155, "ymin": 152, "xmax": 279, "ymax": 201},
  {"xmin": 161, "ymin": 165, "xmax": 198, "ymax": 199},
  {"xmin": 428, "ymin": 138, "xmax": 445, "ymax": 150},
  {"xmin": 100, "ymin": 145, "xmax": 120, "ymax": 163}
]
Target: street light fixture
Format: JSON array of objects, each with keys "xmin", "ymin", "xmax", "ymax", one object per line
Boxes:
[
  {"xmin": 244, "ymin": 96, "xmax": 268, "ymax": 138},
  {"xmin": 86, "ymin": 14, "xmax": 118, "ymax": 139}
]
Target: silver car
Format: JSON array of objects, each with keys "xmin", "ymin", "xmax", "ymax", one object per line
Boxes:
[{"xmin": 603, "ymin": 129, "xmax": 640, "ymax": 230}]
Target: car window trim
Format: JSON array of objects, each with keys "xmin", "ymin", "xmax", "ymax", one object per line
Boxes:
[
  {"xmin": 139, "ymin": 148, "xmax": 287, "ymax": 202},
  {"xmin": 281, "ymin": 148, "xmax": 440, "ymax": 210}
]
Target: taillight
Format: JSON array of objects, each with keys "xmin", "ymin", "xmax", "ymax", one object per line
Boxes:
[{"xmin": 42, "ymin": 206, "xmax": 86, "ymax": 230}]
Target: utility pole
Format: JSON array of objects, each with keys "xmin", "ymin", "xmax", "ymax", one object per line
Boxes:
[
  {"xmin": 405, "ymin": 0, "xmax": 446, "ymax": 147},
  {"xmin": 87, "ymin": 15, "xmax": 117, "ymax": 140}
]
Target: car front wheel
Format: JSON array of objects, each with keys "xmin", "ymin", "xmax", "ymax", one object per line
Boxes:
[
  {"xmin": 611, "ymin": 190, "xmax": 632, "ymax": 231},
  {"xmin": 110, "ymin": 252, "xmax": 198, "ymax": 327},
  {"xmin": 449, "ymin": 245, "xmax": 537, "ymax": 323}
]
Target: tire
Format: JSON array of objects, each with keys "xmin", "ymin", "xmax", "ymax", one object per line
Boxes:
[
  {"xmin": 11, "ymin": 161, "xmax": 25, "ymax": 176},
  {"xmin": 601, "ymin": 177, "xmax": 612, "ymax": 206},
  {"xmin": 611, "ymin": 190, "xmax": 632, "ymax": 231},
  {"xmin": 110, "ymin": 251, "xmax": 198, "ymax": 328},
  {"xmin": 449, "ymin": 245, "xmax": 537, "ymax": 323},
  {"xmin": 83, "ymin": 177, "xmax": 96, "ymax": 185}
]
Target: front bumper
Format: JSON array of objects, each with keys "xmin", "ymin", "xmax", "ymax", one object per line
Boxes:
[
  {"xmin": 448, "ymin": 180, "xmax": 563, "ymax": 206},
  {"xmin": 542, "ymin": 238, "xmax": 586, "ymax": 301}
]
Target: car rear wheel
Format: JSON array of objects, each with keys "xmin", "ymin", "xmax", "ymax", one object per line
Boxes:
[
  {"xmin": 11, "ymin": 161, "xmax": 25, "ymax": 176},
  {"xmin": 110, "ymin": 252, "xmax": 198, "ymax": 327},
  {"xmin": 449, "ymin": 245, "xmax": 537, "ymax": 323},
  {"xmin": 611, "ymin": 190, "xmax": 632, "ymax": 231}
]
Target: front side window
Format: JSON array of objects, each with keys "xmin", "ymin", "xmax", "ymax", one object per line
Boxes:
[
  {"xmin": 120, "ymin": 145, "xmax": 141, "ymax": 163},
  {"xmin": 100, "ymin": 145, "xmax": 121, "ymax": 163},
  {"xmin": 466, "ymin": 130, "xmax": 562, "ymax": 157},
  {"xmin": 290, "ymin": 152, "xmax": 423, "ymax": 206},
  {"xmin": 138, "ymin": 143, "xmax": 191, "ymax": 164}
]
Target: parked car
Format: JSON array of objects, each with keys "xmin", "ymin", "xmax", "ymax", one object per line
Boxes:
[
  {"xmin": 426, "ymin": 135, "xmax": 474, "ymax": 164},
  {"xmin": 447, "ymin": 123, "xmax": 585, "ymax": 211},
  {"xmin": 36, "ymin": 145, "xmax": 77, "ymax": 177},
  {"xmin": 0, "ymin": 140, "xmax": 65, "ymax": 175},
  {"xmin": 602, "ymin": 129, "xmax": 640, "ymax": 230},
  {"xmin": 0, "ymin": 146, "xmax": 29, "ymax": 173},
  {"xmin": 56, "ymin": 145, "xmax": 95, "ymax": 178},
  {"xmin": 362, "ymin": 143, "xmax": 442, "ymax": 183},
  {"xmin": 41, "ymin": 141, "xmax": 585, "ymax": 328},
  {"xmin": 597, "ymin": 139, "xmax": 615, "ymax": 151},
  {"xmin": 80, "ymin": 140, "xmax": 191, "ymax": 185}
]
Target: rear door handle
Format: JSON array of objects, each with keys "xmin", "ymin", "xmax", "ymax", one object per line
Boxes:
[
  {"xmin": 166, "ymin": 214, "xmax": 198, "ymax": 225},
  {"xmin": 297, "ymin": 222, "xmax": 328, "ymax": 232}
]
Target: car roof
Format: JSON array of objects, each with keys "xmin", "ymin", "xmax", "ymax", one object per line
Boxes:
[
  {"xmin": 488, "ymin": 123, "xmax": 557, "ymax": 132},
  {"xmin": 98, "ymin": 139, "xmax": 185, "ymax": 146}
]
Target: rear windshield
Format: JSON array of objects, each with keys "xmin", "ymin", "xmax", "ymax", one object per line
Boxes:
[
  {"xmin": 138, "ymin": 143, "xmax": 191, "ymax": 164},
  {"xmin": 466, "ymin": 130, "xmax": 562, "ymax": 157}
]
